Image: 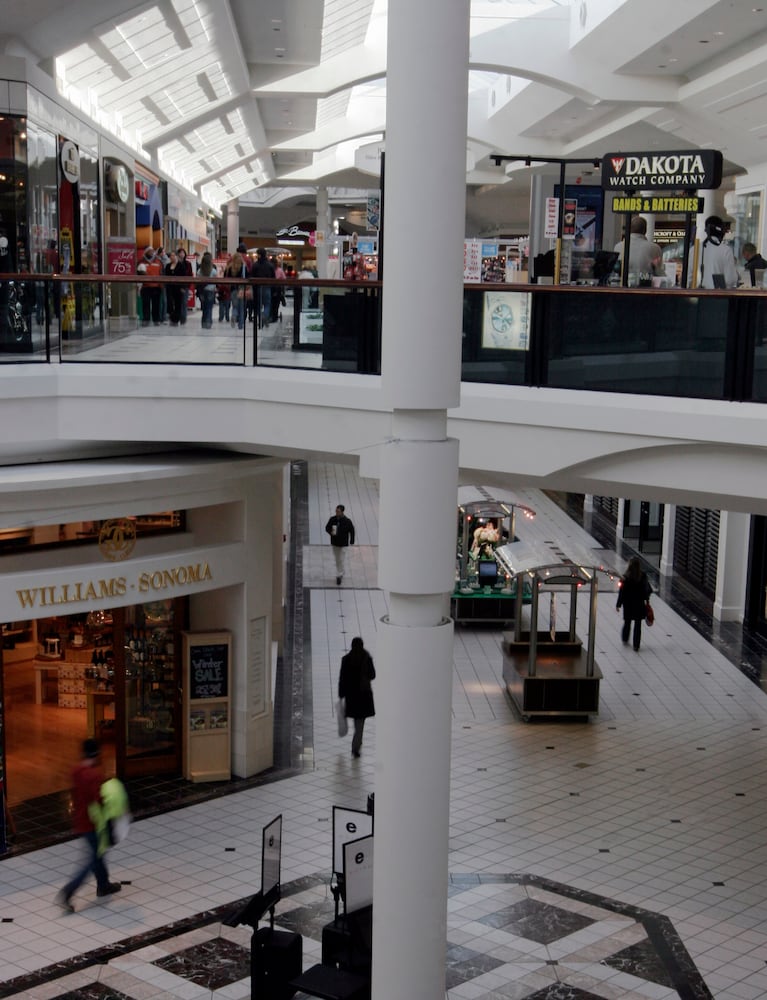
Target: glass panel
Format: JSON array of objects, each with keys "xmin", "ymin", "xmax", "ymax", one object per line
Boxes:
[
  {"xmin": 730, "ymin": 190, "xmax": 763, "ymax": 277},
  {"xmin": 544, "ymin": 291, "xmax": 728, "ymax": 398},
  {"xmin": 749, "ymin": 297, "xmax": 767, "ymax": 402},
  {"xmin": 461, "ymin": 287, "xmax": 530, "ymax": 385},
  {"xmin": 124, "ymin": 600, "xmax": 177, "ymax": 762}
]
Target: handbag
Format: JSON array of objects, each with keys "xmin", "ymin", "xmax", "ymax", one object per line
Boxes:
[
  {"xmin": 645, "ymin": 602, "xmax": 654, "ymax": 626},
  {"xmin": 336, "ymin": 698, "xmax": 348, "ymax": 737}
]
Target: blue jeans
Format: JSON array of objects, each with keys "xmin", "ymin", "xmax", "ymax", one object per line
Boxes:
[
  {"xmin": 62, "ymin": 831, "xmax": 110, "ymax": 898},
  {"xmin": 200, "ymin": 288, "xmax": 215, "ymax": 328}
]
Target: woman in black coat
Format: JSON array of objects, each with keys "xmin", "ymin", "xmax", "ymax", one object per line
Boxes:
[
  {"xmin": 616, "ymin": 556, "xmax": 652, "ymax": 651},
  {"xmin": 338, "ymin": 636, "xmax": 375, "ymax": 758}
]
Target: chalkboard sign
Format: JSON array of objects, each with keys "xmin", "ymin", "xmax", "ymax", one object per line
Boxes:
[{"xmin": 189, "ymin": 642, "xmax": 229, "ymax": 700}]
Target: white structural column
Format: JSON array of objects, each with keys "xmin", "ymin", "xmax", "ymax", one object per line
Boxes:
[
  {"xmin": 370, "ymin": 1, "xmax": 469, "ymax": 998},
  {"xmin": 660, "ymin": 503, "xmax": 676, "ymax": 578},
  {"xmin": 315, "ymin": 187, "xmax": 330, "ymax": 278},
  {"xmin": 227, "ymin": 198, "xmax": 240, "ymax": 252},
  {"xmin": 713, "ymin": 510, "xmax": 750, "ymax": 621}
]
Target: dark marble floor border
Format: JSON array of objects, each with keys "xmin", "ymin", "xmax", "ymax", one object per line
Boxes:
[
  {"xmin": 449, "ymin": 873, "xmax": 712, "ymax": 1000},
  {"xmin": 0, "ymin": 871, "xmax": 711, "ymax": 999},
  {"xmin": 0, "ymin": 873, "xmax": 328, "ymax": 999}
]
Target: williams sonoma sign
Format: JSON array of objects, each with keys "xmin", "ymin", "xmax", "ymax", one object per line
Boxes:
[{"xmin": 601, "ymin": 150, "xmax": 723, "ymax": 190}]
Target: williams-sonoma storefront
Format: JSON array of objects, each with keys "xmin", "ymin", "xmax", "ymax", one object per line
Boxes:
[{"xmin": 0, "ymin": 451, "xmax": 285, "ymax": 838}]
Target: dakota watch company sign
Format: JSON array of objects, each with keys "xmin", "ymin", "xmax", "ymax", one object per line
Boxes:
[{"xmin": 601, "ymin": 150, "xmax": 723, "ymax": 190}]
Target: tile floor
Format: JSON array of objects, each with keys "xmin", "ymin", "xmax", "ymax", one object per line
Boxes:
[{"xmin": 2, "ymin": 462, "xmax": 767, "ymax": 998}]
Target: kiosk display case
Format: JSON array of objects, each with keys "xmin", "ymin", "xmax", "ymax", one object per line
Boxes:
[
  {"xmin": 451, "ymin": 488, "xmax": 536, "ymax": 625},
  {"xmin": 501, "ymin": 547, "xmax": 618, "ymax": 720}
]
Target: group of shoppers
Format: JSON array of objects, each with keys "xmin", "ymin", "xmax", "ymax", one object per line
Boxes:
[{"xmin": 138, "ymin": 244, "xmax": 288, "ymax": 330}]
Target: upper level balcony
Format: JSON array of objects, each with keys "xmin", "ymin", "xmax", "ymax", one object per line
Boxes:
[{"xmin": 0, "ymin": 274, "xmax": 766, "ymax": 515}]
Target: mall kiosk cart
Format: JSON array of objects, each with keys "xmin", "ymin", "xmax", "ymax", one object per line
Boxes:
[
  {"xmin": 500, "ymin": 548, "xmax": 617, "ymax": 720},
  {"xmin": 451, "ymin": 489, "xmax": 536, "ymax": 625}
]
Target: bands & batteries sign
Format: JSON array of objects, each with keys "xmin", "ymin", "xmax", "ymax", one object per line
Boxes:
[
  {"xmin": 601, "ymin": 150, "xmax": 722, "ymax": 190},
  {"xmin": 612, "ymin": 195, "xmax": 703, "ymax": 214}
]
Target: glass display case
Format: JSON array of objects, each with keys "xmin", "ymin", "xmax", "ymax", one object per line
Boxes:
[{"xmin": 451, "ymin": 489, "xmax": 536, "ymax": 625}]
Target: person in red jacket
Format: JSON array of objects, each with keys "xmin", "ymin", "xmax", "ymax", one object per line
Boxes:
[{"xmin": 56, "ymin": 739, "xmax": 121, "ymax": 912}]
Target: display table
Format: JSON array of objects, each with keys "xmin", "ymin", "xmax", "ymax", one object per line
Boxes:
[
  {"xmin": 33, "ymin": 663, "xmax": 59, "ymax": 704},
  {"xmin": 87, "ymin": 688, "xmax": 115, "ymax": 738}
]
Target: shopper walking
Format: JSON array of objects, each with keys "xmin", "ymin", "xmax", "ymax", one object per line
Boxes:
[
  {"xmin": 176, "ymin": 247, "xmax": 193, "ymax": 325},
  {"xmin": 251, "ymin": 247, "xmax": 275, "ymax": 328},
  {"xmin": 616, "ymin": 556, "xmax": 652, "ymax": 651},
  {"xmin": 224, "ymin": 251, "xmax": 248, "ymax": 329},
  {"xmin": 164, "ymin": 250, "xmax": 184, "ymax": 326},
  {"xmin": 56, "ymin": 739, "xmax": 121, "ymax": 912},
  {"xmin": 325, "ymin": 503, "xmax": 355, "ymax": 585},
  {"xmin": 196, "ymin": 251, "xmax": 217, "ymax": 329},
  {"xmin": 338, "ymin": 637, "xmax": 375, "ymax": 758},
  {"xmin": 139, "ymin": 247, "xmax": 162, "ymax": 325}
]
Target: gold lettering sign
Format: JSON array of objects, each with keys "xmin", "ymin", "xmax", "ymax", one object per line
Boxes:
[{"xmin": 15, "ymin": 562, "xmax": 213, "ymax": 610}]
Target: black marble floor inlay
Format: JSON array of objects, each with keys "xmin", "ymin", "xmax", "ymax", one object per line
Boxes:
[
  {"xmin": 53, "ymin": 985, "xmax": 133, "ymax": 1000},
  {"xmin": 153, "ymin": 937, "xmax": 250, "ymax": 989},
  {"xmin": 602, "ymin": 936, "xmax": 675, "ymax": 988},
  {"xmin": 0, "ymin": 871, "xmax": 714, "ymax": 1000},
  {"xmin": 525, "ymin": 986, "xmax": 606, "ymax": 1000},
  {"xmin": 478, "ymin": 897, "xmax": 595, "ymax": 944},
  {"xmin": 444, "ymin": 944, "xmax": 506, "ymax": 990}
]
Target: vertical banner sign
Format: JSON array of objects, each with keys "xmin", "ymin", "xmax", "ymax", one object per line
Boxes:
[
  {"xmin": 248, "ymin": 617, "xmax": 266, "ymax": 718},
  {"xmin": 463, "ymin": 240, "xmax": 482, "ymax": 283},
  {"xmin": 343, "ymin": 834, "xmax": 374, "ymax": 913},
  {"xmin": 544, "ymin": 197, "xmax": 559, "ymax": 239},
  {"xmin": 563, "ymin": 199, "xmax": 577, "ymax": 240},
  {"xmin": 366, "ymin": 194, "xmax": 381, "ymax": 230}
]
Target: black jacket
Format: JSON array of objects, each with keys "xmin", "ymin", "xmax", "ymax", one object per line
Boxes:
[
  {"xmin": 745, "ymin": 254, "xmax": 767, "ymax": 285},
  {"xmin": 325, "ymin": 514, "xmax": 355, "ymax": 547},
  {"xmin": 339, "ymin": 649, "xmax": 375, "ymax": 719},
  {"xmin": 616, "ymin": 572, "xmax": 652, "ymax": 621}
]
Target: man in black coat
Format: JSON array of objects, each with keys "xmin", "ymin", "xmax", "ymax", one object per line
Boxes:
[{"xmin": 325, "ymin": 504, "xmax": 355, "ymax": 585}]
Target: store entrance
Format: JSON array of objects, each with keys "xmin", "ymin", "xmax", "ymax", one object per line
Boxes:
[{"xmin": 1, "ymin": 597, "xmax": 185, "ymax": 809}]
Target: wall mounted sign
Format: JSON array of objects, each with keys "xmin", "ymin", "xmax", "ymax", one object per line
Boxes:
[
  {"xmin": 612, "ymin": 194, "xmax": 703, "ymax": 214},
  {"xmin": 601, "ymin": 150, "xmax": 722, "ymax": 190},
  {"xmin": 106, "ymin": 162, "xmax": 130, "ymax": 203},
  {"xmin": 60, "ymin": 140, "xmax": 80, "ymax": 184}
]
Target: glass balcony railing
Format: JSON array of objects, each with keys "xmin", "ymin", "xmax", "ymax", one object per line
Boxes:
[{"xmin": 1, "ymin": 274, "xmax": 766, "ymax": 404}]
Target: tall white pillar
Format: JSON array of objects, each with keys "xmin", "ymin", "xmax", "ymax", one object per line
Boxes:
[
  {"xmin": 713, "ymin": 511, "xmax": 750, "ymax": 622},
  {"xmin": 616, "ymin": 498, "xmax": 626, "ymax": 538},
  {"xmin": 371, "ymin": 1, "xmax": 469, "ymax": 998},
  {"xmin": 227, "ymin": 198, "xmax": 239, "ymax": 253},
  {"xmin": 660, "ymin": 504, "xmax": 676, "ymax": 578},
  {"xmin": 315, "ymin": 187, "xmax": 330, "ymax": 278}
]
